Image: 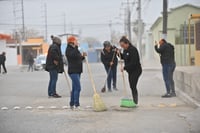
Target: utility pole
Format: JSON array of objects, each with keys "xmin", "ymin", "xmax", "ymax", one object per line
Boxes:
[
  {"xmin": 21, "ymin": 0, "xmax": 25, "ymax": 41},
  {"xmin": 127, "ymin": 1, "xmax": 132, "ymax": 42},
  {"xmin": 137, "ymin": 0, "xmax": 142, "ymax": 59},
  {"xmin": 63, "ymin": 13, "xmax": 66, "ymax": 34},
  {"xmin": 121, "ymin": 0, "xmax": 133, "ymax": 42},
  {"xmin": 70, "ymin": 22, "xmax": 74, "ymax": 34},
  {"xmin": 44, "ymin": 3, "xmax": 48, "ymax": 42},
  {"xmin": 20, "ymin": 0, "xmax": 25, "ymax": 64},
  {"xmin": 162, "ymin": 0, "xmax": 168, "ymax": 39},
  {"xmin": 109, "ymin": 20, "xmax": 113, "ymax": 43}
]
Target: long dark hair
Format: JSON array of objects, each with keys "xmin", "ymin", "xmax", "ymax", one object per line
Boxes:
[{"xmin": 119, "ymin": 36, "xmax": 132, "ymax": 45}]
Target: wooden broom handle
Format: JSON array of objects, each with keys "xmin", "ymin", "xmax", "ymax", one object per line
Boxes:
[
  {"xmin": 63, "ymin": 67, "xmax": 71, "ymax": 91},
  {"xmin": 85, "ymin": 57, "xmax": 97, "ymax": 94},
  {"xmin": 118, "ymin": 53, "xmax": 128, "ymax": 96}
]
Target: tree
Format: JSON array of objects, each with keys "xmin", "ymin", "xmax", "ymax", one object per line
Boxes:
[{"xmin": 13, "ymin": 27, "xmax": 41, "ymax": 42}]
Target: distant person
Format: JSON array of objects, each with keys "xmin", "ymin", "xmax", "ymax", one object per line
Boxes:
[
  {"xmin": 119, "ymin": 36, "xmax": 142, "ymax": 105},
  {"xmin": 27, "ymin": 53, "xmax": 34, "ymax": 72},
  {"xmin": 45, "ymin": 36, "xmax": 64, "ymax": 98},
  {"xmin": 0, "ymin": 52, "xmax": 7, "ymax": 74},
  {"xmin": 66, "ymin": 36, "xmax": 87, "ymax": 109},
  {"xmin": 155, "ymin": 39, "xmax": 176, "ymax": 98},
  {"xmin": 101, "ymin": 41, "xmax": 118, "ymax": 92}
]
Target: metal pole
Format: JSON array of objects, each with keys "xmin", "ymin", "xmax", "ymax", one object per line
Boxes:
[
  {"xmin": 21, "ymin": 0, "xmax": 25, "ymax": 41},
  {"xmin": 63, "ymin": 13, "xmax": 66, "ymax": 34},
  {"xmin": 162, "ymin": 0, "xmax": 168, "ymax": 39},
  {"xmin": 44, "ymin": 3, "xmax": 48, "ymax": 42},
  {"xmin": 188, "ymin": 19, "xmax": 191, "ymax": 65},
  {"xmin": 109, "ymin": 20, "xmax": 112, "ymax": 43},
  {"xmin": 21, "ymin": 0, "xmax": 25, "ymax": 64},
  {"xmin": 137, "ymin": 0, "xmax": 142, "ymax": 59},
  {"xmin": 183, "ymin": 21, "xmax": 187, "ymax": 65},
  {"xmin": 127, "ymin": 0, "xmax": 131, "ymax": 42}
]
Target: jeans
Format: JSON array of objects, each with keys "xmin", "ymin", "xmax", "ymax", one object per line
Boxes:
[
  {"xmin": 69, "ymin": 74, "xmax": 81, "ymax": 107},
  {"xmin": 28, "ymin": 63, "xmax": 33, "ymax": 72},
  {"xmin": 128, "ymin": 68, "xmax": 142, "ymax": 104},
  {"xmin": 48, "ymin": 70, "xmax": 58, "ymax": 96},
  {"xmin": 162, "ymin": 63, "xmax": 176, "ymax": 94},
  {"xmin": 105, "ymin": 65, "xmax": 117, "ymax": 90}
]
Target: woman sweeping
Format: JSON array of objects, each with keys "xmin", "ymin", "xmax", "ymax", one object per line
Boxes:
[
  {"xmin": 66, "ymin": 36, "xmax": 87, "ymax": 109},
  {"xmin": 118, "ymin": 36, "xmax": 142, "ymax": 105}
]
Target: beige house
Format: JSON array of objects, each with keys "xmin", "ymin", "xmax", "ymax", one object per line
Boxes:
[{"xmin": 150, "ymin": 4, "xmax": 200, "ymax": 66}]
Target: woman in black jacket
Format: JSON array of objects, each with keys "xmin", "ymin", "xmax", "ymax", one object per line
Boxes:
[
  {"xmin": 119, "ymin": 37, "xmax": 142, "ymax": 104},
  {"xmin": 46, "ymin": 36, "xmax": 64, "ymax": 98},
  {"xmin": 65, "ymin": 36, "xmax": 86, "ymax": 109}
]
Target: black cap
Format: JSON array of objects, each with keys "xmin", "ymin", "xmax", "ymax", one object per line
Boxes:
[{"xmin": 103, "ymin": 41, "xmax": 111, "ymax": 47}]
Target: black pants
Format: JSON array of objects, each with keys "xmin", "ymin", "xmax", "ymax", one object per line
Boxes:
[
  {"xmin": 0, "ymin": 62, "xmax": 7, "ymax": 73},
  {"xmin": 128, "ymin": 68, "xmax": 142, "ymax": 104}
]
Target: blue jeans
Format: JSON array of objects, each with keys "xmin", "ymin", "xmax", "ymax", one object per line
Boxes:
[
  {"xmin": 48, "ymin": 70, "xmax": 58, "ymax": 96},
  {"xmin": 162, "ymin": 63, "xmax": 176, "ymax": 94},
  {"xmin": 69, "ymin": 74, "xmax": 81, "ymax": 107},
  {"xmin": 105, "ymin": 65, "xmax": 117, "ymax": 90}
]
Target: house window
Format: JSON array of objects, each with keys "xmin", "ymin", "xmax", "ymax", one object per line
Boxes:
[{"xmin": 175, "ymin": 24, "xmax": 194, "ymax": 44}]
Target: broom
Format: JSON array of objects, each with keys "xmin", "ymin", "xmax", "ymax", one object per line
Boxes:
[
  {"xmin": 63, "ymin": 67, "xmax": 72, "ymax": 95},
  {"xmin": 101, "ymin": 51, "xmax": 117, "ymax": 93},
  {"xmin": 119, "ymin": 54, "xmax": 136, "ymax": 108},
  {"xmin": 85, "ymin": 57, "xmax": 107, "ymax": 112}
]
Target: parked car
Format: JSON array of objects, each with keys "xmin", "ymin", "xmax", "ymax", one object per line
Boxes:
[{"xmin": 34, "ymin": 55, "xmax": 46, "ymax": 70}]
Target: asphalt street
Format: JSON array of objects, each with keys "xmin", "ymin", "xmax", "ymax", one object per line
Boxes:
[{"xmin": 0, "ymin": 63, "xmax": 199, "ymax": 133}]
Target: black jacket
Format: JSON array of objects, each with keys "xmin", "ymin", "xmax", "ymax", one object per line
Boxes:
[
  {"xmin": 45, "ymin": 43, "xmax": 64, "ymax": 73},
  {"xmin": 155, "ymin": 43, "xmax": 175, "ymax": 65},
  {"xmin": 0, "ymin": 54, "xmax": 6, "ymax": 64},
  {"xmin": 28, "ymin": 54, "xmax": 34, "ymax": 65},
  {"xmin": 101, "ymin": 47, "xmax": 118, "ymax": 68},
  {"xmin": 121, "ymin": 45, "xmax": 141, "ymax": 73},
  {"xmin": 66, "ymin": 44, "xmax": 85, "ymax": 74}
]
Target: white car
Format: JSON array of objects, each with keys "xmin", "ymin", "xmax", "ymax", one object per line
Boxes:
[{"xmin": 34, "ymin": 55, "xmax": 46, "ymax": 70}]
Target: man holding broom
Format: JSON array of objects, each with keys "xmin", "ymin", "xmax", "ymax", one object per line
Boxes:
[
  {"xmin": 118, "ymin": 36, "xmax": 142, "ymax": 105},
  {"xmin": 101, "ymin": 41, "xmax": 118, "ymax": 92},
  {"xmin": 66, "ymin": 36, "xmax": 87, "ymax": 110}
]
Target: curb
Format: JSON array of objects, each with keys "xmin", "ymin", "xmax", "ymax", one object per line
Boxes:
[{"xmin": 177, "ymin": 87, "xmax": 200, "ymax": 108}]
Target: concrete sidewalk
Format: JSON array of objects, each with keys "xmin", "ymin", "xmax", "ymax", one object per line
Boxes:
[{"xmin": 174, "ymin": 66, "xmax": 200, "ymax": 105}]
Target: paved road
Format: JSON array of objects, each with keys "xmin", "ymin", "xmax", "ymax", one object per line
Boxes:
[{"xmin": 0, "ymin": 63, "xmax": 199, "ymax": 133}]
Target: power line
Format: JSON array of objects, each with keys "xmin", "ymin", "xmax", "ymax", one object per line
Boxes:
[{"xmin": 0, "ymin": 22, "xmax": 123, "ymax": 27}]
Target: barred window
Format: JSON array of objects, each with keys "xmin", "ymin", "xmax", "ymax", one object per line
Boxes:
[{"xmin": 175, "ymin": 24, "xmax": 194, "ymax": 44}]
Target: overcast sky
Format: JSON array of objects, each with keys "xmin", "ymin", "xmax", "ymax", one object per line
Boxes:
[{"xmin": 0, "ymin": 0, "xmax": 200, "ymax": 42}]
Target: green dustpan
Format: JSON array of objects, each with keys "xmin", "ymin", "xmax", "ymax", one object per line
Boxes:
[
  {"xmin": 119, "ymin": 57, "xmax": 137, "ymax": 108},
  {"xmin": 120, "ymin": 98, "xmax": 136, "ymax": 108}
]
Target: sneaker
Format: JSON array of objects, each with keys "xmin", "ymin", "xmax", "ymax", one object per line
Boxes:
[
  {"xmin": 74, "ymin": 106, "xmax": 82, "ymax": 111},
  {"xmin": 54, "ymin": 94, "xmax": 62, "ymax": 98},
  {"xmin": 49, "ymin": 94, "xmax": 62, "ymax": 98},
  {"xmin": 113, "ymin": 87, "xmax": 118, "ymax": 91},
  {"xmin": 108, "ymin": 89, "xmax": 112, "ymax": 92},
  {"xmin": 101, "ymin": 87, "xmax": 106, "ymax": 93},
  {"xmin": 171, "ymin": 92, "xmax": 176, "ymax": 97},
  {"xmin": 161, "ymin": 93, "xmax": 171, "ymax": 98}
]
